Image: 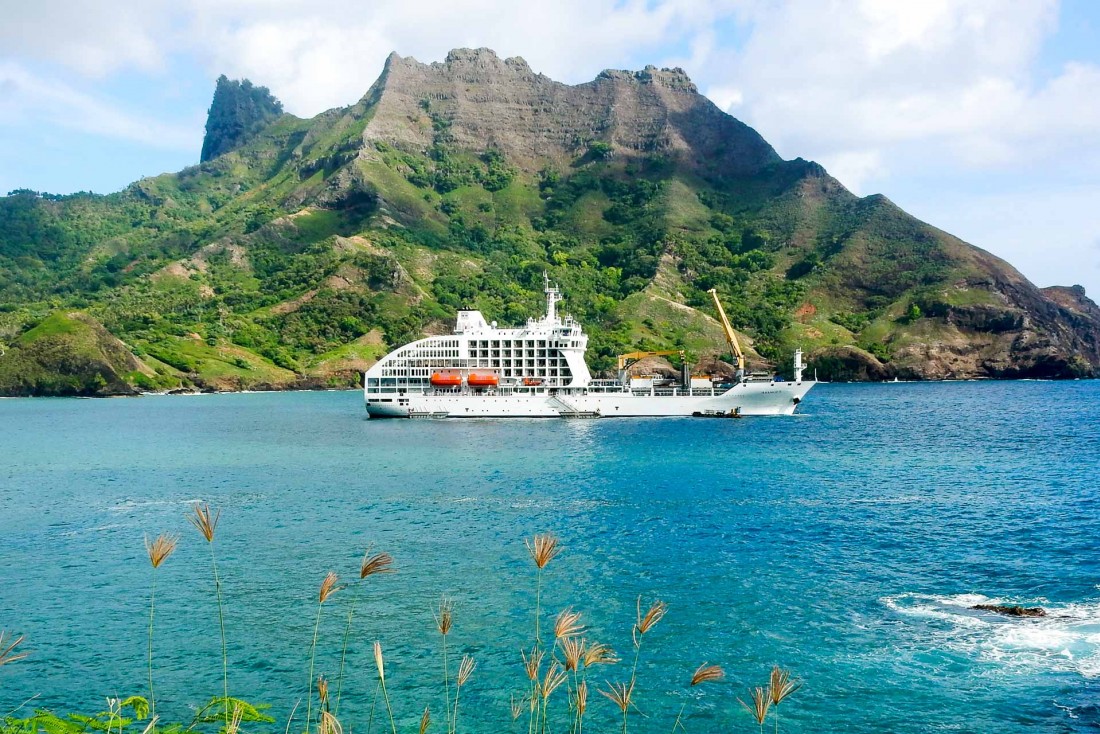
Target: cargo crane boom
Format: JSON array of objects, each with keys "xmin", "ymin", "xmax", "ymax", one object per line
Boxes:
[
  {"xmin": 707, "ymin": 288, "xmax": 745, "ymax": 383},
  {"xmin": 616, "ymin": 350, "xmax": 686, "ymax": 371}
]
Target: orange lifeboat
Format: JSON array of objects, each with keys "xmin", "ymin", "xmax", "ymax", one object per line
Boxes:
[
  {"xmin": 467, "ymin": 373, "xmax": 499, "ymax": 388},
  {"xmin": 430, "ymin": 372, "xmax": 462, "ymax": 387}
]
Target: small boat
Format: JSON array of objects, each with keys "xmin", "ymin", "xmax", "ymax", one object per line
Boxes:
[
  {"xmin": 467, "ymin": 373, "xmax": 499, "ymax": 387},
  {"xmin": 430, "ymin": 373, "xmax": 463, "ymax": 387},
  {"xmin": 523, "ymin": 377, "xmax": 544, "ymax": 386}
]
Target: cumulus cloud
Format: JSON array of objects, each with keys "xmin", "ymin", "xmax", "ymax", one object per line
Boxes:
[{"xmin": 704, "ymin": 0, "xmax": 1100, "ymax": 191}]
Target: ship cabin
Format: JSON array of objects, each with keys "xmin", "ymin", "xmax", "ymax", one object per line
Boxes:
[{"xmin": 363, "ymin": 280, "xmax": 594, "ymax": 398}]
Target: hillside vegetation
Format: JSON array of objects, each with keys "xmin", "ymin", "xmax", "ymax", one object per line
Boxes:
[{"xmin": 1, "ymin": 48, "xmax": 1098, "ymax": 395}]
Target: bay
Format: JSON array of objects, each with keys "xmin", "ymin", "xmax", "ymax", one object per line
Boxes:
[{"xmin": 1, "ymin": 382, "xmax": 1099, "ymax": 732}]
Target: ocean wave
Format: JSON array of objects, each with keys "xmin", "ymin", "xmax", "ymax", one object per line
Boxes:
[{"xmin": 883, "ymin": 592, "xmax": 1100, "ymax": 677}]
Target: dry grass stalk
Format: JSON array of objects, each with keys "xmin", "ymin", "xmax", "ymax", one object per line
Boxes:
[
  {"xmin": 319, "ymin": 710, "xmax": 342, "ymax": 734},
  {"xmin": 600, "ymin": 678, "xmax": 636, "ymax": 733},
  {"xmin": 226, "ymin": 704, "xmax": 244, "ymax": 734},
  {"xmin": 317, "ymin": 675, "xmax": 329, "ymax": 707},
  {"xmin": 144, "ymin": 533, "xmax": 178, "ymax": 568},
  {"xmin": 0, "ymin": 631, "xmax": 27, "ymax": 666},
  {"xmin": 768, "ymin": 666, "xmax": 801, "ymax": 705},
  {"xmin": 336, "ymin": 547, "xmax": 396, "ymax": 715},
  {"xmin": 768, "ymin": 666, "xmax": 802, "ymax": 734},
  {"xmin": 553, "ymin": 609, "xmax": 584, "ymax": 640},
  {"xmin": 373, "ymin": 641, "xmax": 398, "ymax": 734},
  {"xmin": 634, "ymin": 598, "xmax": 668, "ymax": 640},
  {"xmin": 185, "ymin": 502, "xmax": 229, "ymax": 731},
  {"xmin": 456, "ymin": 655, "xmax": 476, "ymax": 687},
  {"xmin": 435, "ymin": 597, "xmax": 454, "ymax": 636},
  {"xmin": 559, "ymin": 636, "xmax": 583, "ymax": 672},
  {"xmin": 435, "ymin": 596, "xmax": 454, "ymax": 733},
  {"xmin": 186, "ymin": 502, "xmax": 219, "ymax": 543},
  {"xmin": 690, "ymin": 663, "xmax": 725, "ymax": 686},
  {"xmin": 144, "ymin": 533, "xmax": 177, "ymax": 717},
  {"xmin": 452, "ymin": 655, "xmax": 476, "ymax": 733},
  {"xmin": 419, "ymin": 706, "xmax": 431, "ymax": 734},
  {"xmin": 373, "ymin": 641, "xmax": 386, "ymax": 683},
  {"xmin": 319, "ymin": 572, "xmax": 343, "ymax": 604},
  {"xmin": 599, "ymin": 679, "xmax": 635, "ymax": 713},
  {"xmin": 581, "ymin": 642, "xmax": 618, "ymax": 668},
  {"xmin": 360, "ymin": 551, "xmax": 394, "ymax": 579},
  {"xmin": 525, "ymin": 534, "xmax": 561, "ymax": 570},
  {"xmin": 522, "ymin": 647, "xmax": 544, "ymax": 682},
  {"xmin": 308, "ymin": 572, "xmax": 342, "ymax": 730},
  {"xmin": 738, "ymin": 687, "xmax": 772, "ymax": 731},
  {"xmin": 539, "ymin": 661, "xmax": 567, "ymax": 700}
]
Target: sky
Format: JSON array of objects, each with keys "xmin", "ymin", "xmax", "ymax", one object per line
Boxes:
[{"xmin": 2, "ymin": 0, "xmax": 1099, "ymax": 297}]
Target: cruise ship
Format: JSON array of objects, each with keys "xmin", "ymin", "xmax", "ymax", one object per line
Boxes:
[{"xmin": 364, "ymin": 278, "xmax": 815, "ymax": 418}]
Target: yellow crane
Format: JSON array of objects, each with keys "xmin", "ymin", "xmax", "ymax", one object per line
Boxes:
[
  {"xmin": 616, "ymin": 350, "xmax": 686, "ymax": 371},
  {"xmin": 707, "ymin": 288, "xmax": 746, "ymax": 383}
]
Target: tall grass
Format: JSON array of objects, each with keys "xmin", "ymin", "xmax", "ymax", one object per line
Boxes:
[
  {"xmin": 334, "ymin": 551, "xmax": 393, "ymax": 715},
  {"xmin": 306, "ymin": 572, "xmax": 343, "ymax": 734},
  {"xmin": 186, "ymin": 503, "xmax": 229, "ymax": 732},
  {"xmin": 143, "ymin": 532, "xmax": 178, "ymax": 717},
  {"xmin": 2, "ymin": 525, "xmax": 805, "ymax": 734}
]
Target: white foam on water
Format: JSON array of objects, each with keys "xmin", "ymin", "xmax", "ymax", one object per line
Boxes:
[{"xmin": 882, "ymin": 592, "xmax": 1100, "ymax": 678}]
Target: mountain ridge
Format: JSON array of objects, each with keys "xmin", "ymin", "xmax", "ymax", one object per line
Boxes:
[{"xmin": 0, "ymin": 47, "xmax": 1097, "ymax": 396}]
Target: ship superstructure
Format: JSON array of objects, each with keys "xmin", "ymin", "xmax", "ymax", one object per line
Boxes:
[{"xmin": 364, "ymin": 277, "xmax": 815, "ymax": 418}]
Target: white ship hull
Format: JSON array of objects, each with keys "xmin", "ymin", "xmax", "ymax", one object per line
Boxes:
[
  {"xmin": 365, "ymin": 380, "xmax": 814, "ymax": 418},
  {"xmin": 363, "ymin": 276, "xmax": 817, "ymax": 420}
]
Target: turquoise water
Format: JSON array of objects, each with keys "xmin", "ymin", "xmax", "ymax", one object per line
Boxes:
[{"xmin": 1, "ymin": 382, "xmax": 1099, "ymax": 733}]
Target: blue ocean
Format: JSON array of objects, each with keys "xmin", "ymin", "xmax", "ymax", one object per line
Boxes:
[{"xmin": 1, "ymin": 382, "xmax": 1099, "ymax": 733}]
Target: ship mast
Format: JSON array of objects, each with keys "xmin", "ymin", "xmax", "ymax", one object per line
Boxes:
[{"xmin": 544, "ymin": 272, "xmax": 561, "ymax": 323}]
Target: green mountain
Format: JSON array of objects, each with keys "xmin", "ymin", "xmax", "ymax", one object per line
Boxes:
[{"xmin": 2, "ymin": 47, "xmax": 1098, "ymax": 396}]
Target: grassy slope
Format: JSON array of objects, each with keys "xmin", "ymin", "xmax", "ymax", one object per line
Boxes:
[{"xmin": 0, "ymin": 94, "xmax": 1070, "ymax": 394}]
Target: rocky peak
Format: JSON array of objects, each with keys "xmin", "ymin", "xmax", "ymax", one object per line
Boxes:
[
  {"xmin": 362, "ymin": 47, "xmax": 779, "ymax": 175},
  {"xmin": 200, "ymin": 75, "xmax": 284, "ymax": 162}
]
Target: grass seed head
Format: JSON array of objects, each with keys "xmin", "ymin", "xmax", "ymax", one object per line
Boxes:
[
  {"xmin": 435, "ymin": 596, "xmax": 454, "ymax": 636},
  {"xmin": 457, "ymin": 654, "xmax": 475, "ymax": 687},
  {"xmin": 599, "ymin": 679, "xmax": 635, "ymax": 713},
  {"xmin": 317, "ymin": 675, "xmax": 329, "ymax": 705},
  {"xmin": 553, "ymin": 608, "xmax": 584, "ymax": 640},
  {"xmin": 525, "ymin": 533, "xmax": 561, "ymax": 570},
  {"xmin": 581, "ymin": 641, "xmax": 619, "ymax": 668},
  {"xmin": 419, "ymin": 706, "xmax": 430, "ymax": 734},
  {"xmin": 690, "ymin": 663, "xmax": 725, "ymax": 686},
  {"xmin": 738, "ymin": 686, "xmax": 772, "ymax": 725},
  {"xmin": 633, "ymin": 597, "xmax": 668, "ymax": 644},
  {"xmin": 186, "ymin": 502, "xmax": 219, "ymax": 543},
  {"xmin": 319, "ymin": 711, "xmax": 342, "ymax": 734},
  {"xmin": 575, "ymin": 680, "xmax": 588, "ymax": 717},
  {"xmin": 319, "ymin": 572, "xmax": 343, "ymax": 604},
  {"xmin": 0, "ymin": 631, "xmax": 28, "ymax": 666},
  {"xmin": 373, "ymin": 641, "xmax": 385, "ymax": 682},
  {"xmin": 144, "ymin": 533, "xmax": 178, "ymax": 569},
  {"xmin": 540, "ymin": 661, "xmax": 567, "ymax": 700},
  {"xmin": 510, "ymin": 694, "xmax": 523, "ymax": 721},
  {"xmin": 768, "ymin": 665, "xmax": 802, "ymax": 705},
  {"xmin": 226, "ymin": 704, "xmax": 244, "ymax": 734},
  {"xmin": 521, "ymin": 647, "xmax": 544, "ymax": 682},
  {"xmin": 560, "ymin": 636, "xmax": 583, "ymax": 672},
  {"xmin": 360, "ymin": 551, "xmax": 394, "ymax": 579}
]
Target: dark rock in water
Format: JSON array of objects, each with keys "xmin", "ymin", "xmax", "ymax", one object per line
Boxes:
[{"xmin": 971, "ymin": 604, "xmax": 1046, "ymax": 617}]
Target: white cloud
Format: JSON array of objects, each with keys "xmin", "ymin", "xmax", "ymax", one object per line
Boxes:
[
  {"xmin": 0, "ymin": 62, "xmax": 196, "ymax": 150},
  {"xmin": 714, "ymin": 0, "xmax": 1099, "ymax": 178}
]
